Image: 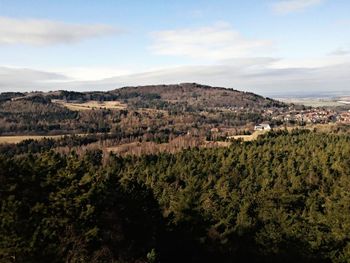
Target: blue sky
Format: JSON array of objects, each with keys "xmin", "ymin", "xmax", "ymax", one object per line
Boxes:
[{"xmin": 0, "ymin": 0, "xmax": 349, "ymax": 97}]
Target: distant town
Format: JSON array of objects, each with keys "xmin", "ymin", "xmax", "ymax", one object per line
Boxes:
[{"xmin": 265, "ymin": 106, "xmax": 350, "ymax": 125}]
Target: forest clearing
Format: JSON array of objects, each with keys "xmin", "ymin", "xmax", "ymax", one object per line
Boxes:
[{"xmin": 53, "ymin": 99, "xmax": 127, "ymax": 111}]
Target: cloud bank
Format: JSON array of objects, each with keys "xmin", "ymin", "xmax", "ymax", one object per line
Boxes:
[
  {"xmin": 0, "ymin": 67, "xmax": 69, "ymax": 92},
  {"xmin": 2, "ymin": 56, "xmax": 349, "ymax": 98},
  {"xmin": 0, "ymin": 17, "xmax": 121, "ymax": 45},
  {"xmin": 95, "ymin": 60, "xmax": 350, "ymax": 97}
]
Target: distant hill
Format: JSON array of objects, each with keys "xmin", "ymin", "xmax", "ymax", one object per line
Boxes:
[
  {"xmin": 111, "ymin": 83, "xmax": 286, "ymax": 109},
  {"xmin": 0, "ymin": 83, "xmax": 286, "ymax": 110}
]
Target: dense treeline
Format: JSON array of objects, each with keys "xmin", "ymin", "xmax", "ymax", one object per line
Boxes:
[
  {"xmin": 1, "ymin": 130, "xmax": 350, "ymax": 262},
  {"xmin": 0, "ymin": 135, "xmax": 100, "ymax": 157},
  {"xmin": 0, "ymin": 100, "xmax": 78, "ymax": 134},
  {"xmin": 113, "ymin": 83, "xmax": 286, "ymax": 109}
]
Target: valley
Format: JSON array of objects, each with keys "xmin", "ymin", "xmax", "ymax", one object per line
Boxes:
[{"xmin": 1, "ymin": 83, "xmax": 349, "ymax": 154}]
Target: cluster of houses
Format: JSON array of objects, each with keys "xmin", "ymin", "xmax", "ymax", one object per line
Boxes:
[
  {"xmin": 291, "ymin": 110, "xmax": 337, "ymax": 124},
  {"xmin": 337, "ymin": 111, "xmax": 350, "ymax": 123},
  {"xmin": 268, "ymin": 108, "xmax": 350, "ymax": 125},
  {"xmin": 252, "ymin": 109, "xmax": 350, "ymax": 133}
]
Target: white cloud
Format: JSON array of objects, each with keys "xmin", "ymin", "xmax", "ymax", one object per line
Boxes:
[
  {"xmin": 93, "ymin": 58, "xmax": 350, "ymax": 97},
  {"xmin": 272, "ymin": 0, "xmax": 323, "ymax": 14},
  {"xmin": 0, "ymin": 17, "xmax": 121, "ymax": 46},
  {"xmin": 0, "ymin": 66, "xmax": 70, "ymax": 92},
  {"xmin": 272, "ymin": 55, "xmax": 350, "ymax": 68},
  {"xmin": 45, "ymin": 56, "xmax": 349, "ymax": 97},
  {"xmin": 150, "ymin": 22, "xmax": 272, "ymax": 60}
]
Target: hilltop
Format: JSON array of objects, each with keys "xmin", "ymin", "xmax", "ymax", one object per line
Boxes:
[
  {"xmin": 112, "ymin": 83, "xmax": 285, "ymax": 109},
  {"xmin": 0, "ymin": 83, "xmax": 286, "ymax": 111}
]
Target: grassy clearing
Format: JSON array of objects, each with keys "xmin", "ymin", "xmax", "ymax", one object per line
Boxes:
[
  {"xmin": 0, "ymin": 133, "xmax": 91, "ymax": 144},
  {"xmin": 279, "ymin": 98, "xmax": 345, "ymax": 107},
  {"xmin": 0, "ymin": 135, "xmax": 66, "ymax": 144},
  {"xmin": 53, "ymin": 100, "xmax": 127, "ymax": 111}
]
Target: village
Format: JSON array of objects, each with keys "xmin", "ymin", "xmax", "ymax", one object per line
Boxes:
[{"xmin": 263, "ymin": 107, "xmax": 350, "ymax": 126}]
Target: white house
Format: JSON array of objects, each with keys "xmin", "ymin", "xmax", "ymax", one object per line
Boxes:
[{"xmin": 254, "ymin": 123, "xmax": 271, "ymax": 131}]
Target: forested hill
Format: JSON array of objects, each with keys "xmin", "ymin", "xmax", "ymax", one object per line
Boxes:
[
  {"xmin": 0, "ymin": 83, "xmax": 286, "ymax": 110},
  {"xmin": 112, "ymin": 83, "xmax": 285, "ymax": 109},
  {"xmin": 0, "ymin": 83, "xmax": 289, "ymax": 136}
]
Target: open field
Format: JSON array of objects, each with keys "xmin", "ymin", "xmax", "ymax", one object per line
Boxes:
[
  {"xmin": 0, "ymin": 133, "xmax": 91, "ymax": 144},
  {"xmin": 53, "ymin": 100, "xmax": 127, "ymax": 111},
  {"xmin": 0, "ymin": 134, "xmax": 67, "ymax": 144},
  {"xmin": 279, "ymin": 98, "xmax": 349, "ymax": 107}
]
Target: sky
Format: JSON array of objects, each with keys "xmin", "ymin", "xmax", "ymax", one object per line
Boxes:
[{"xmin": 0, "ymin": 0, "xmax": 349, "ymax": 97}]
